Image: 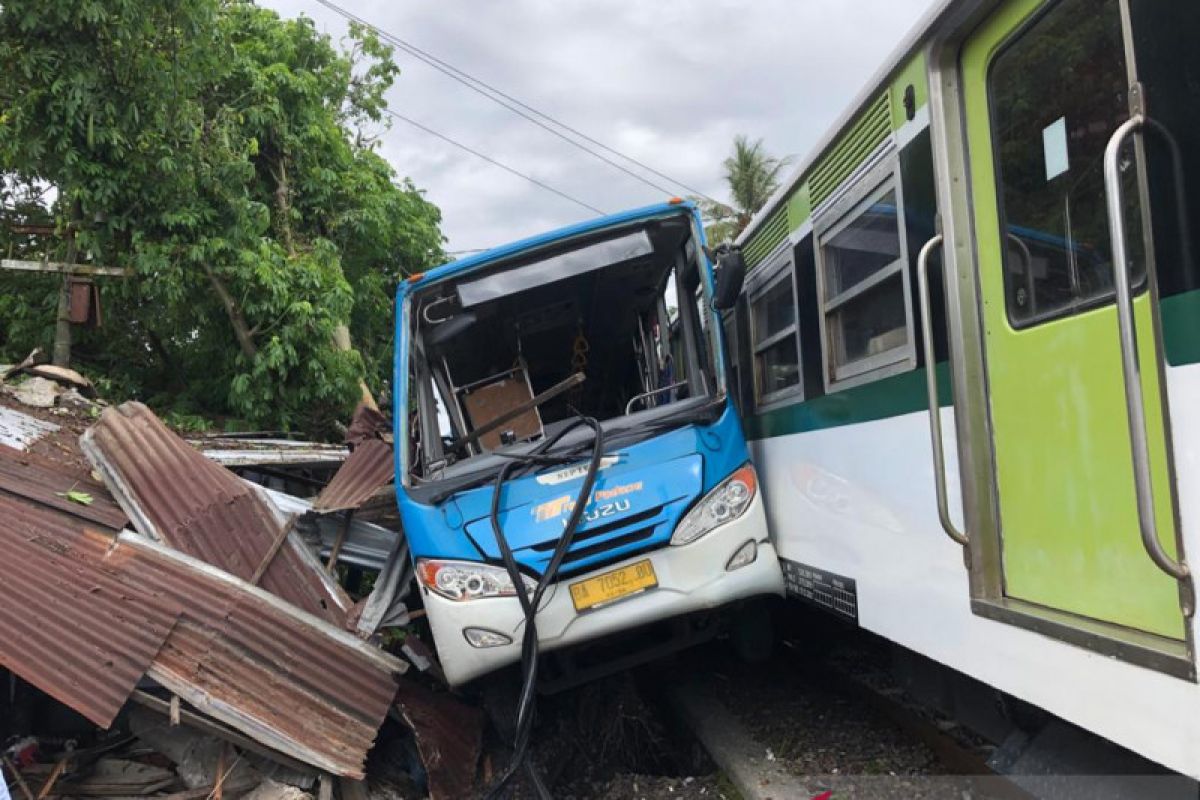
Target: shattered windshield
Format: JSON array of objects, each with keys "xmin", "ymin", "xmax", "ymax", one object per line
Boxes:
[{"xmin": 405, "ymin": 214, "xmax": 720, "ymax": 485}]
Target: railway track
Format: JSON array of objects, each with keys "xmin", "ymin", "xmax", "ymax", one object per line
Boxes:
[{"xmin": 657, "ymin": 629, "xmax": 1030, "ymax": 800}]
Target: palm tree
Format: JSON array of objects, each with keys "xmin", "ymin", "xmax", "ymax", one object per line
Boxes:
[{"xmin": 696, "ymin": 135, "xmax": 790, "ymax": 245}]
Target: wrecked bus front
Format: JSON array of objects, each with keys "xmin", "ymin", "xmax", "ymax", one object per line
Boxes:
[{"xmin": 394, "ymin": 202, "xmax": 784, "ymax": 687}]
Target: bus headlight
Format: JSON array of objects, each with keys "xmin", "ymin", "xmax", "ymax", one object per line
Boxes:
[
  {"xmin": 671, "ymin": 464, "xmax": 757, "ymax": 546},
  {"xmin": 416, "ymin": 559, "xmax": 536, "ymax": 601}
]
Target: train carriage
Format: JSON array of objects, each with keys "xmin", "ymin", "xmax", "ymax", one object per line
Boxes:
[{"xmin": 732, "ymin": 0, "xmax": 1200, "ymax": 778}]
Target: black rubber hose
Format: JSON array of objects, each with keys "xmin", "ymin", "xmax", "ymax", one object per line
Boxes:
[{"xmin": 483, "ymin": 416, "xmax": 605, "ymax": 799}]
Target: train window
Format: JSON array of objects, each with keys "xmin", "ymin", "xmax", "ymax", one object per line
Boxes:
[
  {"xmin": 748, "ymin": 257, "xmax": 802, "ymax": 407},
  {"xmin": 989, "ymin": 0, "xmax": 1142, "ymax": 327},
  {"xmin": 815, "ymin": 172, "xmax": 916, "ymax": 391}
]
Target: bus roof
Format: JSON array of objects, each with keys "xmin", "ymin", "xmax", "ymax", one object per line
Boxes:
[{"xmin": 399, "ymin": 200, "xmax": 696, "ymax": 297}]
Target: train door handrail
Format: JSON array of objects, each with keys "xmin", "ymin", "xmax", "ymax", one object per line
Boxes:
[
  {"xmin": 916, "ymin": 233, "xmax": 968, "ymax": 548},
  {"xmin": 1102, "ymin": 114, "xmax": 1190, "ymax": 583}
]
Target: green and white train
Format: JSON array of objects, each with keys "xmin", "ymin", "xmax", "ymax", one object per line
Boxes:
[{"xmin": 730, "ymin": 0, "xmax": 1200, "ymax": 778}]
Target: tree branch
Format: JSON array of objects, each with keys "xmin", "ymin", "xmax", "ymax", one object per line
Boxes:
[{"xmin": 201, "ymin": 261, "xmax": 258, "ymax": 359}]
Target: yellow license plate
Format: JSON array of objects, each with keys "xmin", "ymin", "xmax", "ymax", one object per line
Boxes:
[{"xmin": 569, "ymin": 559, "xmax": 657, "ymax": 612}]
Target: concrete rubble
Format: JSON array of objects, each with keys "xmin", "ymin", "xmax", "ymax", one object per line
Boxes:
[{"xmin": 0, "ymin": 395, "xmax": 484, "ymax": 800}]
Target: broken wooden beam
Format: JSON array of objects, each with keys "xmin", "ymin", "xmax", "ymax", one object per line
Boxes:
[{"xmin": 0, "ymin": 259, "xmax": 130, "ymax": 277}]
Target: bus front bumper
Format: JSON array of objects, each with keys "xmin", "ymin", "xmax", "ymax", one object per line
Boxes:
[{"xmin": 420, "ymin": 492, "xmax": 783, "ymax": 687}]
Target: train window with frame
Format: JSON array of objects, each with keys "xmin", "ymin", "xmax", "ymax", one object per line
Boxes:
[
  {"xmin": 815, "ymin": 165, "xmax": 917, "ymax": 391},
  {"xmin": 748, "ymin": 253, "xmax": 802, "ymax": 408},
  {"xmin": 988, "ymin": 0, "xmax": 1142, "ymax": 328}
]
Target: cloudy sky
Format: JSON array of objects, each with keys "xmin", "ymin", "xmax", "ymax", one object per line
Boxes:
[{"xmin": 261, "ymin": 0, "xmax": 932, "ymax": 254}]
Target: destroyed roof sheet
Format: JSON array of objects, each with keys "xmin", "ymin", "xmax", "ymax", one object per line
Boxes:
[
  {"xmin": 129, "ymin": 534, "xmax": 404, "ymax": 777},
  {"xmin": 312, "ymin": 438, "xmax": 394, "ymax": 513},
  {"xmin": 0, "ymin": 491, "xmax": 178, "ymax": 728},
  {"xmin": 0, "ymin": 444, "xmax": 127, "ymax": 529},
  {"xmin": 0, "ymin": 463, "xmax": 405, "ymax": 777},
  {"xmin": 196, "ymin": 438, "xmax": 349, "ymax": 468},
  {"xmin": 81, "ymin": 402, "xmax": 351, "ymax": 625},
  {"xmin": 0, "ymin": 404, "xmax": 59, "ymax": 450}
]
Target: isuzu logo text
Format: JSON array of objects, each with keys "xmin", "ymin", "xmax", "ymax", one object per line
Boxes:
[{"xmin": 532, "ymin": 481, "xmax": 643, "ymax": 523}]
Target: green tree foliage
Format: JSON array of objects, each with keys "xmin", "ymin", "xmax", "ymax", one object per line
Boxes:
[
  {"xmin": 694, "ymin": 134, "xmax": 790, "ymax": 245},
  {"xmin": 0, "ymin": 0, "xmax": 443, "ymax": 433}
]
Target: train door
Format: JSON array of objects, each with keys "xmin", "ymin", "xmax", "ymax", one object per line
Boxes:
[{"xmin": 958, "ymin": 0, "xmax": 1190, "ymax": 643}]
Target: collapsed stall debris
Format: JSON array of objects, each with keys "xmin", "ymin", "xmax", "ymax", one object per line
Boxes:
[
  {"xmin": 312, "ymin": 438, "xmax": 393, "ymax": 515},
  {"xmin": 82, "ymin": 402, "xmax": 353, "ymax": 626},
  {"xmin": 0, "ymin": 438, "xmax": 406, "ymax": 777},
  {"xmin": 0, "ymin": 398, "xmax": 422, "ymax": 783},
  {"xmin": 392, "ymin": 682, "xmax": 484, "ymax": 800},
  {"xmin": 0, "ymin": 445, "xmax": 177, "ymax": 728},
  {"xmin": 191, "ymin": 438, "xmax": 350, "ymax": 470},
  {"xmin": 0, "ymin": 395, "xmax": 499, "ymax": 798}
]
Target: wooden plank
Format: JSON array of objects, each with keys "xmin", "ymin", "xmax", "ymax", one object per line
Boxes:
[
  {"xmin": 248, "ymin": 514, "xmax": 301, "ymax": 586},
  {"xmin": 3, "ymin": 755, "xmax": 36, "ymax": 800},
  {"xmin": 0, "ymin": 259, "xmax": 130, "ymax": 277}
]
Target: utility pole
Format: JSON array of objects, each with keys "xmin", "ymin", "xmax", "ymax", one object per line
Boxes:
[
  {"xmin": 52, "ymin": 229, "xmax": 78, "ymax": 367},
  {"xmin": 1, "ymin": 232, "xmax": 130, "ymax": 368}
]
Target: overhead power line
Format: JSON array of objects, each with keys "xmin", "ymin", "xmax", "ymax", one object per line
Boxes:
[
  {"xmin": 313, "ymin": 0, "xmax": 726, "ymax": 207},
  {"xmin": 383, "ymin": 107, "xmax": 606, "ymax": 216}
]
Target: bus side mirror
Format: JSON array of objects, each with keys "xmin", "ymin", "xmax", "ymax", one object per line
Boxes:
[{"xmin": 713, "ymin": 249, "xmax": 746, "ymax": 310}]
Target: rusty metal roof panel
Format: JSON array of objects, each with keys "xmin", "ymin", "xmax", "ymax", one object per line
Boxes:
[
  {"xmin": 0, "ymin": 486, "xmax": 404, "ymax": 777},
  {"xmin": 81, "ymin": 402, "xmax": 351, "ymax": 625},
  {"xmin": 126, "ymin": 535, "xmax": 403, "ymax": 776},
  {"xmin": 394, "ymin": 681, "xmax": 484, "ymax": 800},
  {"xmin": 0, "ymin": 443, "xmax": 127, "ymax": 529},
  {"xmin": 0, "ymin": 491, "xmax": 178, "ymax": 728},
  {"xmin": 312, "ymin": 439, "xmax": 394, "ymax": 513}
]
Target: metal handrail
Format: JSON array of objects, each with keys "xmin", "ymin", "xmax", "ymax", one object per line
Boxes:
[
  {"xmin": 1102, "ymin": 115, "xmax": 1189, "ymax": 582},
  {"xmin": 916, "ymin": 234, "xmax": 967, "ymax": 547},
  {"xmin": 625, "ymin": 381, "xmax": 689, "ymax": 414}
]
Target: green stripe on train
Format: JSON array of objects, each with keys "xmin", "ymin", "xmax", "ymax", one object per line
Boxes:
[
  {"xmin": 745, "ymin": 289, "xmax": 1200, "ymax": 441},
  {"xmin": 1163, "ymin": 289, "xmax": 1200, "ymax": 366},
  {"xmin": 744, "ymin": 362, "xmax": 952, "ymax": 439}
]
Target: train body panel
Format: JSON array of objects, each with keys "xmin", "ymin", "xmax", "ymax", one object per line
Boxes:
[
  {"xmin": 735, "ymin": 0, "xmax": 1200, "ymax": 778},
  {"xmin": 752, "ymin": 360, "xmax": 1200, "ymax": 777}
]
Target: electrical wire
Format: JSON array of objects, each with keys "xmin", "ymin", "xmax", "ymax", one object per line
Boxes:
[
  {"xmin": 383, "ymin": 108, "xmax": 606, "ymax": 216},
  {"xmin": 483, "ymin": 416, "xmax": 606, "ymax": 799},
  {"xmin": 313, "ymin": 0, "xmax": 728, "ymax": 207}
]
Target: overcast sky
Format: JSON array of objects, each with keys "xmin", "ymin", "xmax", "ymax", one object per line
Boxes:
[{"xmin": 260, "ymin": 0, "xmax": 933, "ymax": 255}]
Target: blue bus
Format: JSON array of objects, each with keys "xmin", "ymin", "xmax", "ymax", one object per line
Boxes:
[{"xmin": 393, "ymin": 200, "xmax": 783, "ymax": 689}]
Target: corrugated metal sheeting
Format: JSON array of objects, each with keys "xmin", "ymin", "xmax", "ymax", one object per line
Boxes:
[
  {"xmin": 130, "ymin": 534, "xmax": 403, "ymax": 777},
  {"xmin": 82, "ymin": 402, "xmax": 351, "ymax": 626},
  {"xmin": 0, "ymin": 443, "xmax": 127, "ymax": 529},
  {"xmin": 0, "ymin": 440, "xmax": 406, "ymax": 777},
  {"xmin": 0, "ymin": 404, "xmax": 58, "ymax": 449},
  {"xmin": 312, "ymin": 438, "xmax": 394, "ymax": 513},
  {"xmin": 0, "ymin": 479, "xmax": 178, "ymax": 728}
]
